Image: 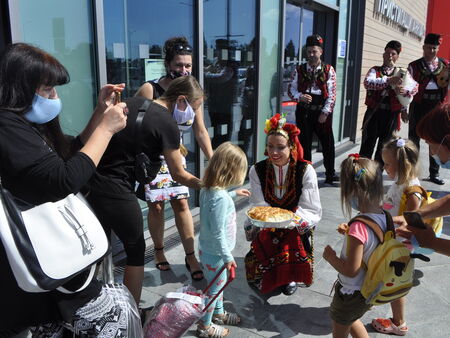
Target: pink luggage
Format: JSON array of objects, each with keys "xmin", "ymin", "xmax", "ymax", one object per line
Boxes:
[{"xmin": 143, "ymin": 265, "xmax": 236, "ymax": 338}]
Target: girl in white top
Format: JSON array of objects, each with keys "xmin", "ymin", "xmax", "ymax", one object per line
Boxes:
[
  {"xmin": 323, "ymin": 155, "xmax": 386, "ymax": 338},
  {"xmin": 370, "ymin": 137, "xmax": 421, "ymax": 336}
]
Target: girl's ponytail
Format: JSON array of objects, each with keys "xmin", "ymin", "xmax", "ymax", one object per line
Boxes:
[{"xmin": 340, "ymin": 154, "xmax": 383, "ymax": 217}]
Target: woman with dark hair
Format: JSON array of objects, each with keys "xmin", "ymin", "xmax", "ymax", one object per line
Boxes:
[
  {"xmin": 0, "ymin": 43, "xmax": 140, "ymax": 337},
  {"xmin": 245, "ymin": 114, "xmax": 322, "ymax": 296},
  {"xmin": 87, "ymin": 75, "xmax": 203, "ymax": 308},
  {"xmin": 395, "ymin": 103, "xmax": 450, "ymax": 255},
  {"xmin": 135, "ymin": 37, "xmax": 212, "ymax": 280}
]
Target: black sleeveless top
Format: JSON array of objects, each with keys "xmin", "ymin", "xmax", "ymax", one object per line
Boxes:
[
  {"xmin": 147, "ymin": 79, "xmax": 165, "ymax": 99},
  {"xmin": 254, "ymin": 159, "xmax": 308, "ymax": 212}
]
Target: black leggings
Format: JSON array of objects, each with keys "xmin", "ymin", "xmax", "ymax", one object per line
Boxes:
[{"xmin": 87, "ymin": 193, "xmax": 145, "ymax": 266}]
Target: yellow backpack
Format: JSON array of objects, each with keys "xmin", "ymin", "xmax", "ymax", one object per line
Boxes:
[
  {"xmin": 399, "ymin": 185, "xmax": 443, "ymax": 236},
  {"xmin": 349, "ymin": 212, "xmax": 415, "ymax": 306}
]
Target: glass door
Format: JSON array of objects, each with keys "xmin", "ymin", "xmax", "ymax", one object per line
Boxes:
[
  {"xmin": 282, "ymin": 3, "xmax": 313, "ymax": 123},
  {"xmin": 203, "ymin": 0, "xmax": 257, "ymax": 166}
]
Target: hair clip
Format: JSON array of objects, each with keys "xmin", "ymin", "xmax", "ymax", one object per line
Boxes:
[
  {"xmin": 396, "ymin": 138, "xmax": 406, "ymax": 148},
  {"xmin": 348, "ymin": 153, "xmax": 360, "ymax": 161},
  {"xmin": 354, "ymin": 168, "xmax": 366, "ymax": 182}
]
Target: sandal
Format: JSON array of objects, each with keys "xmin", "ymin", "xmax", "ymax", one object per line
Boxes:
[
  {"xmin": 212, "ymin": 311, "xmax": 241, "ymax": 326},
  {"xmin": 154, "ymin": 247, "xmax": 171, "ymax": 271},
  {"xmin": 185, "ymin": 251, "xmax": 204, "ymax": 281},
  {"xmin": 196, "ymin": 323, "xmax": 229, "ymax": 337},
  {"xmin": 372, "ymin": 318, "xmax": 408, "ymax": 336}
]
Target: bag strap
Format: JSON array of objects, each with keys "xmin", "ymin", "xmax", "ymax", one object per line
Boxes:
[
  {"xmin": 349, "ymin": 210, "xmax": 394, "ymax": 243},
  {"xmin": 134, "ymin": 99, "xmax": 151, "ymax": 155},
  {"xmin": 403, "ymin": 185, "xmax": 428, "ymax": 201},
  {"xmin": 56, "ymin": 264, "xmax": 96, "ymax": 294}
]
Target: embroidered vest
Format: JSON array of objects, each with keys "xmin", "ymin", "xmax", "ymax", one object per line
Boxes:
[
  {"xmin": 365, "ymin": 66, "xmax": 402, "ymax": 112},
  {"xmin": 296, "ymin": 63, "xmax": 331, "ymax": 99},
  {"xmin": 254, "ymin": 159, "xmax": 307, "ymax": 212},
  {"xmin": 409, "ymin": 58, "xmax": 448, "ymax": 103}
]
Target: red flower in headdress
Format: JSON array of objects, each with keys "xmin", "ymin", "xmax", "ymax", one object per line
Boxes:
[
  {"xmin": 348, "ymin": 153, "xmax": 360, "ymax": 160},
  {"xmin": 438, "ymin": 37, "xmax": 443, "ymax": 45},
  {"xmin": 318, "ymin": 37, "xmax": 324, "ymax": 45}
]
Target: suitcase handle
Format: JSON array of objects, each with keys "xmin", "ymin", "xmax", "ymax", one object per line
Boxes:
[{"xmin": 202, "ymin": 265, "xmax": 236, "ymax": 312}]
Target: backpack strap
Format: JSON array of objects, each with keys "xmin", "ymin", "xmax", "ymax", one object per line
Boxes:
[
  {"xmin": 134, "ymin": 99, "xmax": 151, "ymax": 156},
  {"xmin": 348, "ymin": 210, "xmax": 394, "ymax": 243},
  {"xmin": 403, "ymin": 185, "xmax": 428, "ymax": 201}
]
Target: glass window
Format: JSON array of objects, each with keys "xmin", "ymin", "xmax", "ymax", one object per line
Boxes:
[
  {"xmin": 103, "ymin": 0, "xmax": 196, "ymax": 210},
  {"xmin": 103, "ymin": 0, "xmax": 194, "ymax": 97},
  {"xmin": 282, "ymin": 4, "xmax": 313, "ymax": 105},
  {"xmin": 256, "ymin": 0, "xmax": 282, "ymax": 160},
  {"xmin": 203, "ymin": 0, "xmax": 257, "ymax": 166},
  {"xmin": 334, "ymin": 0, "xmax": 349, "ymax": 140},
  {"xmin": 14, "ymin": 0, "xmax": 97, "ymax": 135}
]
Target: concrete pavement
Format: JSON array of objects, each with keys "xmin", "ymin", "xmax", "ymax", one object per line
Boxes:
[{"xmin": 139, "ymin": 133, "xmax": 450, "ymax": 338}]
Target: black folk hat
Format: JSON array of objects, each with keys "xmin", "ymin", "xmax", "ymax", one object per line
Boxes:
[
  {"xmin": 305, "ymin": 34, "xmax": 324, "ymax": 49},
  {"xmin": 424, "ymin": 33, "xmax": 442, "ymax": 46},
  {"xmin": 385, "ymin": 40, "xmax": 402, "ymax": 54}
]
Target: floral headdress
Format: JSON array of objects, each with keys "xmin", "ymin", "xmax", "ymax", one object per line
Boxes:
[{"xmin": 264, "ymin": 113, "xmax": 305, "ymax": 162}]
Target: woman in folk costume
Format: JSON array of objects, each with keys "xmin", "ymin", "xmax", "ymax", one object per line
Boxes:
[{"xmin": 245, "ymin": 113, "xmax": 322, "ymax": 295}]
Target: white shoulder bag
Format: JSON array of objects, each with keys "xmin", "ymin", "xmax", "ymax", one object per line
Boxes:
[{"xmin": 0, "ymin": 185, "xmax": 109, "ymax": 293}]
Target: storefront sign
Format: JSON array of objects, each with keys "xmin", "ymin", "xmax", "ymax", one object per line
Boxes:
[
  {"xmin": 338, "ymin": 40, "xmax": 346, "ymax": 58},
  {"xmin": 144, "ymin": 59, "xmax": 165, "ymax": 81},
  {"xmin": 374, "ymin": 0, "xmax": 425, "ymax": 39}
]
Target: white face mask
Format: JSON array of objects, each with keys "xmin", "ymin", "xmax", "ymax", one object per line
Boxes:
[{"xmin": 172, "ymin": 99, "xmax": 196, "ymax": 126}]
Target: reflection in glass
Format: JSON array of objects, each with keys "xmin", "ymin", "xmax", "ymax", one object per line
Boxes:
[
  {"xmin": 203, "ymin": 0, "xmax": 256, "ymax": 166},
  {"xmin": 16, "ymin": 0, "xmax": 96, "ymax": 135},
  {"xmin": 103, "ymin": 0, "xmax": 195, "ymax": 209},
  {"xmin": 282, "ymin": 4, "xmax": 313, "ymax": 103},
  {"xmin": 103, "ymin": 0, "xmax": 194, "ymax": 97}
]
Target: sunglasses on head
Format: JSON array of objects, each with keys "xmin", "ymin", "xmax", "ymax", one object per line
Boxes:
[{"xmin": 174, "ymin": 44, "xmax": 192, "ymax": 53}]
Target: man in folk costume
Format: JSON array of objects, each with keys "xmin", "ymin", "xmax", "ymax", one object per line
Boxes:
[
  {"xmin": 359, "ymin": 40, "xmax": 418, "ymax": 165},
  {"xmin": 408, "ymin": 33, "xmax": 449, "ymax": 185},
  {"xmin": 245, "ymin": 114, "xmax": 322, "ymax": 296},
  {"xmin": 288, "ymin": 34, "xmax": 338, "ymax": 185}
]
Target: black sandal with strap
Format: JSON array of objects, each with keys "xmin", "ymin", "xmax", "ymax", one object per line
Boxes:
[
  {"xmin": 154, "ymin": 247, "xmax": 171, "ymax": 271},
  {"xmin": 185, "ymin": 251, "xmax": 204, "ymax": 281}
]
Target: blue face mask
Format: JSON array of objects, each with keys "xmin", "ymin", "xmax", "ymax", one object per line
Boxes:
[
  {"xmin": 432, "ymin": 154, "xmax": 450, "ymax": 169},
  {"xmin": 24, "ymin": 94, "xmax": 62, "ymax": 124},
  {"xmin": 351, "ymin": 197, "xmax": 359, "ymax": 211},
  {"xmin": 431, "ymin": 136, "xmax": 450, "ymax": 169}
]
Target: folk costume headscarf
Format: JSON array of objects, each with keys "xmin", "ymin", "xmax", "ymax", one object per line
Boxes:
[{"xmin": 264, "ymin": 113, "xmax": 307, "ymax": 163}]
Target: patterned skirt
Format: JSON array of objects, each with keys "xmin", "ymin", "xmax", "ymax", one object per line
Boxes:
[
  {"xmin": 245, "ymin": 228, "xmax": 314, "ymax": 294},
  {"xmin": 30, "ymin": 284, "xmax": 142, "ymax": 337},
  {"xmin": 144, "ymin": 157, "xmax": 189, "ymax": 202}
]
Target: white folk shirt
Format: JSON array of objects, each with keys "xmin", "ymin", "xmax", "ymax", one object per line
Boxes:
[
  {"xmin": 288, "ymin": 62, "xmax": 337, "ymax": 115},
  {"xmin": 248, "ymin": 162, "xmax": 322, "ymax": 231}
]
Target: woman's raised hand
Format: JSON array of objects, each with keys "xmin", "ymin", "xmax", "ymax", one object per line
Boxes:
[
  {"xmin": 100, "ymin": 102, "xmax": 128, "ymax": 135},
  {"xmin": 97, "ymin": 83, "xmax": 126, "ymax": 110}
]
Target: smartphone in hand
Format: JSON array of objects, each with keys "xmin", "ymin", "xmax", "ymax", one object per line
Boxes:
[{"xmin": 403, "ymin": 211, "xmax": 427, "ymax": 229}]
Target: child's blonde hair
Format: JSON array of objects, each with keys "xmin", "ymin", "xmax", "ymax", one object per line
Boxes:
[
  {"xmin": 340, "ymin": 156, "xmax": 384, "ymax": 217},
  {"xmin": 202, "ymin": 142, "xmax": 248, "ymax": 189},
  {"xmin": 382, "ymin": 137, "xmax": 419, "ymax": 185}
]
